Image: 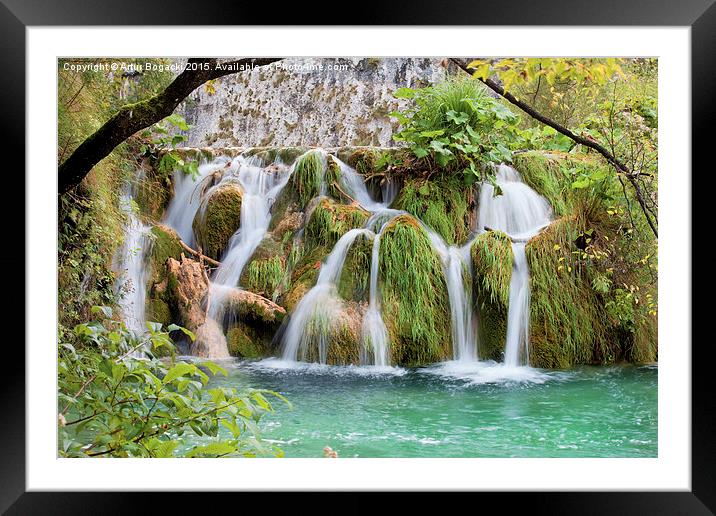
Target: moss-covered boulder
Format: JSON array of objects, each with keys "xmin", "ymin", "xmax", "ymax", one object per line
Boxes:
[
  {"xmin": 192, "ymin": 181, "xmax": 243, "ymax": 260},
  {"xmin": 393, "ymin": 174, "xmax": 474, "ymax": 245},
  {"xmin": 240, "ymin": 236, "xmax": 286, "ymax": 300},
  {"xmin": 379, "ymin": 214, "xmax": 451, "ymax": 365},
  {"xmin": 144, "ymin": 225, "xmax": 185, "ymax": 328},
  {"xmin": 337, "ymin": 231, "xmax": 373, "ymax": 303},
  {"xmin": 281, "ymin": 244, "xmax": 326, "ymax": 312},
  {"xmin": 290, "ymin": 149, "xmax": 327, "ymax": 207},
  {"xmin": 471, "ymin": 231, "xmax": 513, "ymax": 361},
  {"xmin": 147, "ymin": 225, "xmax": 185, "ymax": 286},
  {"xmin": 286, "ymin": 298, "xmax": 365, "ymax": 365},
  {"xmin": 305, "ymin": 197, "xmax": 369, "ymax": 250},
  {"xmin": 227, "ymin": 324, "xmax": 265, "ymax": 358},
  {"xmin": 526, "ymin": 216, "xmax": 617, "ymax": 368}
]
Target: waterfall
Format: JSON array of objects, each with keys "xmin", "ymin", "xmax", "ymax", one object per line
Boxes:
[
  {"xmin": 504, "ymin": 243, "xmax": 530, "ymax": 366},
  {"xmin": 478, "ymin": 164, "xmax": 552, "ymax": 366},
  {"xmin": 207, "ymin": 156, "xmax": 292, "ymax": 321},
  {"xmin": 164, "ymin": 161, "xmax": 224, "ymax": 247},
  {"xmin": 359, "ymin": 210, "xmax": 402, "ymax": 366},
  {"xmin": 281, "ymin": 228, "xmax": 373, "ymax": 363},
  {"xmin": 425, "ymin": 229, "xmax": 479, "ymax": 362},
  {"xmin": 113, "ymin": 184, "xmax": 152, "ymax": 338},
  {"xmin": 281, "ymin": 157, "xmax": 400, "ymax": 366}
]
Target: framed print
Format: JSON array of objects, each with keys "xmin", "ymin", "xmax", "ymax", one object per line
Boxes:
[{"xmin": 5, "ymin": 0, "xmax": 710, "ymax": 512}]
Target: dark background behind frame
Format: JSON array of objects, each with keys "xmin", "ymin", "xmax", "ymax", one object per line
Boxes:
[{"xmin": 2, "ymin": 0, "xmax": 709, "ymax": 513}]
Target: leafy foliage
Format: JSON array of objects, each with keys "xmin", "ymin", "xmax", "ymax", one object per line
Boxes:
[
  {"xmin": 58, "ymin": 309, "xmax": 288, "ymax": 458},
  {"xmin": 139, "ymin": 113, "xmax": 199, "ymax": 178},
  {"xmin": 390, "ymin": 78, "xmax": 524, "ymax": 182}
]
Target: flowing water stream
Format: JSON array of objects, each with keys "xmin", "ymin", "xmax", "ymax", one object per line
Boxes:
[
  {"xmin": 477, "ymin": 164, "xmax": 553, "ymax": 366},
  {"xmin": 114, "ymin": 184, "xmax": 152, "ymax": 338}
]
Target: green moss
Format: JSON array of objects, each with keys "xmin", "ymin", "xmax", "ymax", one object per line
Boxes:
[
  {"xmin": 227, "ymin": 325, "xmax": 264, "ymax": 358},
  {"xmin": 470, "ymin": 231, "xmax": 513, "ymax": 360},
  {"xmin": 305, "ymin": 198, "xmax": 369, "ymax": 249},
  {"xmin": 135, "ymin": 167, "xmax": 173, "ymax": 221},
  {"xmin": 192, "ymin": 181, "xmax": 243, "ymax": 260},
  {"xmin": 244, "ymin": 256, "xmax": 285, "ymax": 299},
  {"xmin": 294, "ymin": 303, "xmax": 363, "ymax": 365},
  {"xmin": 148, "ymin": 225, "xmax": 184, "ymax": 286},
  {"xmin": 526, "ymin": 216, "xmax": 614, "ymax": 368},
  {"xmin": 146, "ymin": 298, "xmax": 172, "ymax": 327},
  {"xmin": 281, "ymin": 244, "xmax": 327, "ymax": 312},
  {"xmin": 291, "ymin": 150, "xmax": 326, "ymax": 206},
  {"xmin": 335, "ymin": 147, "xmax": 400, "ymax": 175},
  {"xmin": 379, "ymin": 215, "xmax": 451, "ymax": 365},
  {"xmin": 394, "ymin": 174, "xmax": 473, "ymax": 245},
  {"xmin": 337, "ymin": 232, "xmax": 373, "ymax": 302},
  {"xmin": 244, "ymin": 146, "xmax": 310, "ymax": 165}
]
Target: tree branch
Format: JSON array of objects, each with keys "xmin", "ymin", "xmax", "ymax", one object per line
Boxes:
[
  {"xmin": 58, "ymin": 57, "xmax": 282, "ymax": 194},
  {"xmin": 450, "ymin": 58, "xmax": 658, "ymax": 238}
]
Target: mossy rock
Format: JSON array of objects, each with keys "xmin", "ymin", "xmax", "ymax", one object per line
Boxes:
[
  {"xmin": 335, "ymin": 147, "xmax": 401, "ymax": 176},
  {"xmin": 240, "ymin": 236, "xmax": 286, "ymax": 299},
  {"xmin": 244, "ymin": 146, "xmax": 310, "ymax": 166},
  {"xmin": 337, "ymin": 231, "xmax": 373, "ymax": 303},
  {"xmin": 148, "ymin": 225, "xmax": 184, "ymax": 287},
  {"xmin": 379, "ymin": 214, "xmax": 451, "ymax": 366},
  {"xmin": 393, "ymin": 174, "xmax": 473, "ymax": 245},
  {"xmin": 526, "ymin": 216, "xmax": 615, "ymax": 368},
  {"xmin": 287, "ymin": 300, "xmax": 364, "ymax": 365},
  {"xmin": 192, "ymin": 181, "xmax": 243, "ymax": 260},
  {"xmin": 305, "ymin": 198, "xmax": 369, "ymax": 250},
  {"xmin": 227, "ymin": 324, "xmax": 266, "ymax": 358},
  {"xmin": 290, "ymin": 149, "xmax": 326, "ymax": 207},
  {"xmin": 471, "ymin": 231, "xmax": 513, "ymax": 361},
  {"xmin": 281, "ymin": 244, "xmax": 327, "ymax": 312},
  {"xmin": 146, "ymin": 297, "xmax": 172, "ymax": 327},
  {"xmin": 135, "ymin": 168, "xmax": 173, "ymax": 221}
]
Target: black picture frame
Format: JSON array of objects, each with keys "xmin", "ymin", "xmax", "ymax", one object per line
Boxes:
[{"xmin": 4, "ymin": 1, "xmax": 708, "ymax": 512}]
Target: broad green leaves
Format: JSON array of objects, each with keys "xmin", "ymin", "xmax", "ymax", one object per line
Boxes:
[
  {"xmin": 390, "ymin": 79, "xmax": 527, "ymax": 180},
  {"xmin": 58, "ymin": 312, "xmax": 288, "ymax": 458}
]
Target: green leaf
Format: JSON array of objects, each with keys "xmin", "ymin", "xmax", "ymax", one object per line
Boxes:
[
  {"xmin": 167, "ymin": 324, "xmax": 196, "ymax": 342},
  {"xmin": 186, "ymin": 441, "xmax": 236, "ymax": 457},
  {"xmin": 162, "ymin": 363, "xmax": 195, "ymax": 385},
  {"xmin": 393, "ymin": 87, "xmax": 416, "ymax": 99}
]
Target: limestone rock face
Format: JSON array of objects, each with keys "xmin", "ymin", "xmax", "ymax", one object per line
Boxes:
[
  {"xmin": 192, "ymin": 181, "xmax": 243, "ymax": 261},
  {"xmin": 179, "ymin": 58, "xmax": 451, "ymax": 148}
]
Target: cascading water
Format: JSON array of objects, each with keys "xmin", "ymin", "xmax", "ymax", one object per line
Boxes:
[
  {"xmin": 426, "ymin": 230, "xmax": 478, "ymax": 363},
  {"xmin": 281, "ymin": 228, "xmax": 373, "ymax": 363},
  {"xmin": 281, "ymin": 157, "xmax": 399, "ymax": 366},
  {"xmin": 113, "ymin": 184, "xmax": 152, "ymax": 338},
  {"xmin": 164, "ymin": 161, "xmax": 223, "ymax": 246},
  {"xmin": 208, "ymin": 157, "xmax": 292, "ymax": 319},
  {"xmin": 360, "ymin": 210, "xmax": 405, "ymax": 366},
  {"xmin": 477, "ymin": 164, "xmax": 552, "ymax": 366},
  {"xmin": 189, "ymin": 155, "xmax": 293, "ymax": 359}
]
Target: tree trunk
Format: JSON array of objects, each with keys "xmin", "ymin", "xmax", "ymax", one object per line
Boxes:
[{"xmin": 58, "ymin": 58, "xmax": 282, "ymax": 194}]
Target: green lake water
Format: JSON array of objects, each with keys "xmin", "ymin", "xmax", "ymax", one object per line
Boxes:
[{"xmin": 203, "ymin": 359, "xmax": 657, "ymax": 458}]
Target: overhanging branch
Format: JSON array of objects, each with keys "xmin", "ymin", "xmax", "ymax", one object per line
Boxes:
[{"xmin": 450, "ymin": 58, "xmax": 658, "ymax": 238}]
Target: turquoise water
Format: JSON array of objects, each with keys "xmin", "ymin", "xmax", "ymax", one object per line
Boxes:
[{"xmin": 205, "ymin": 359, "xmax": 657, "ymax": 458}]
